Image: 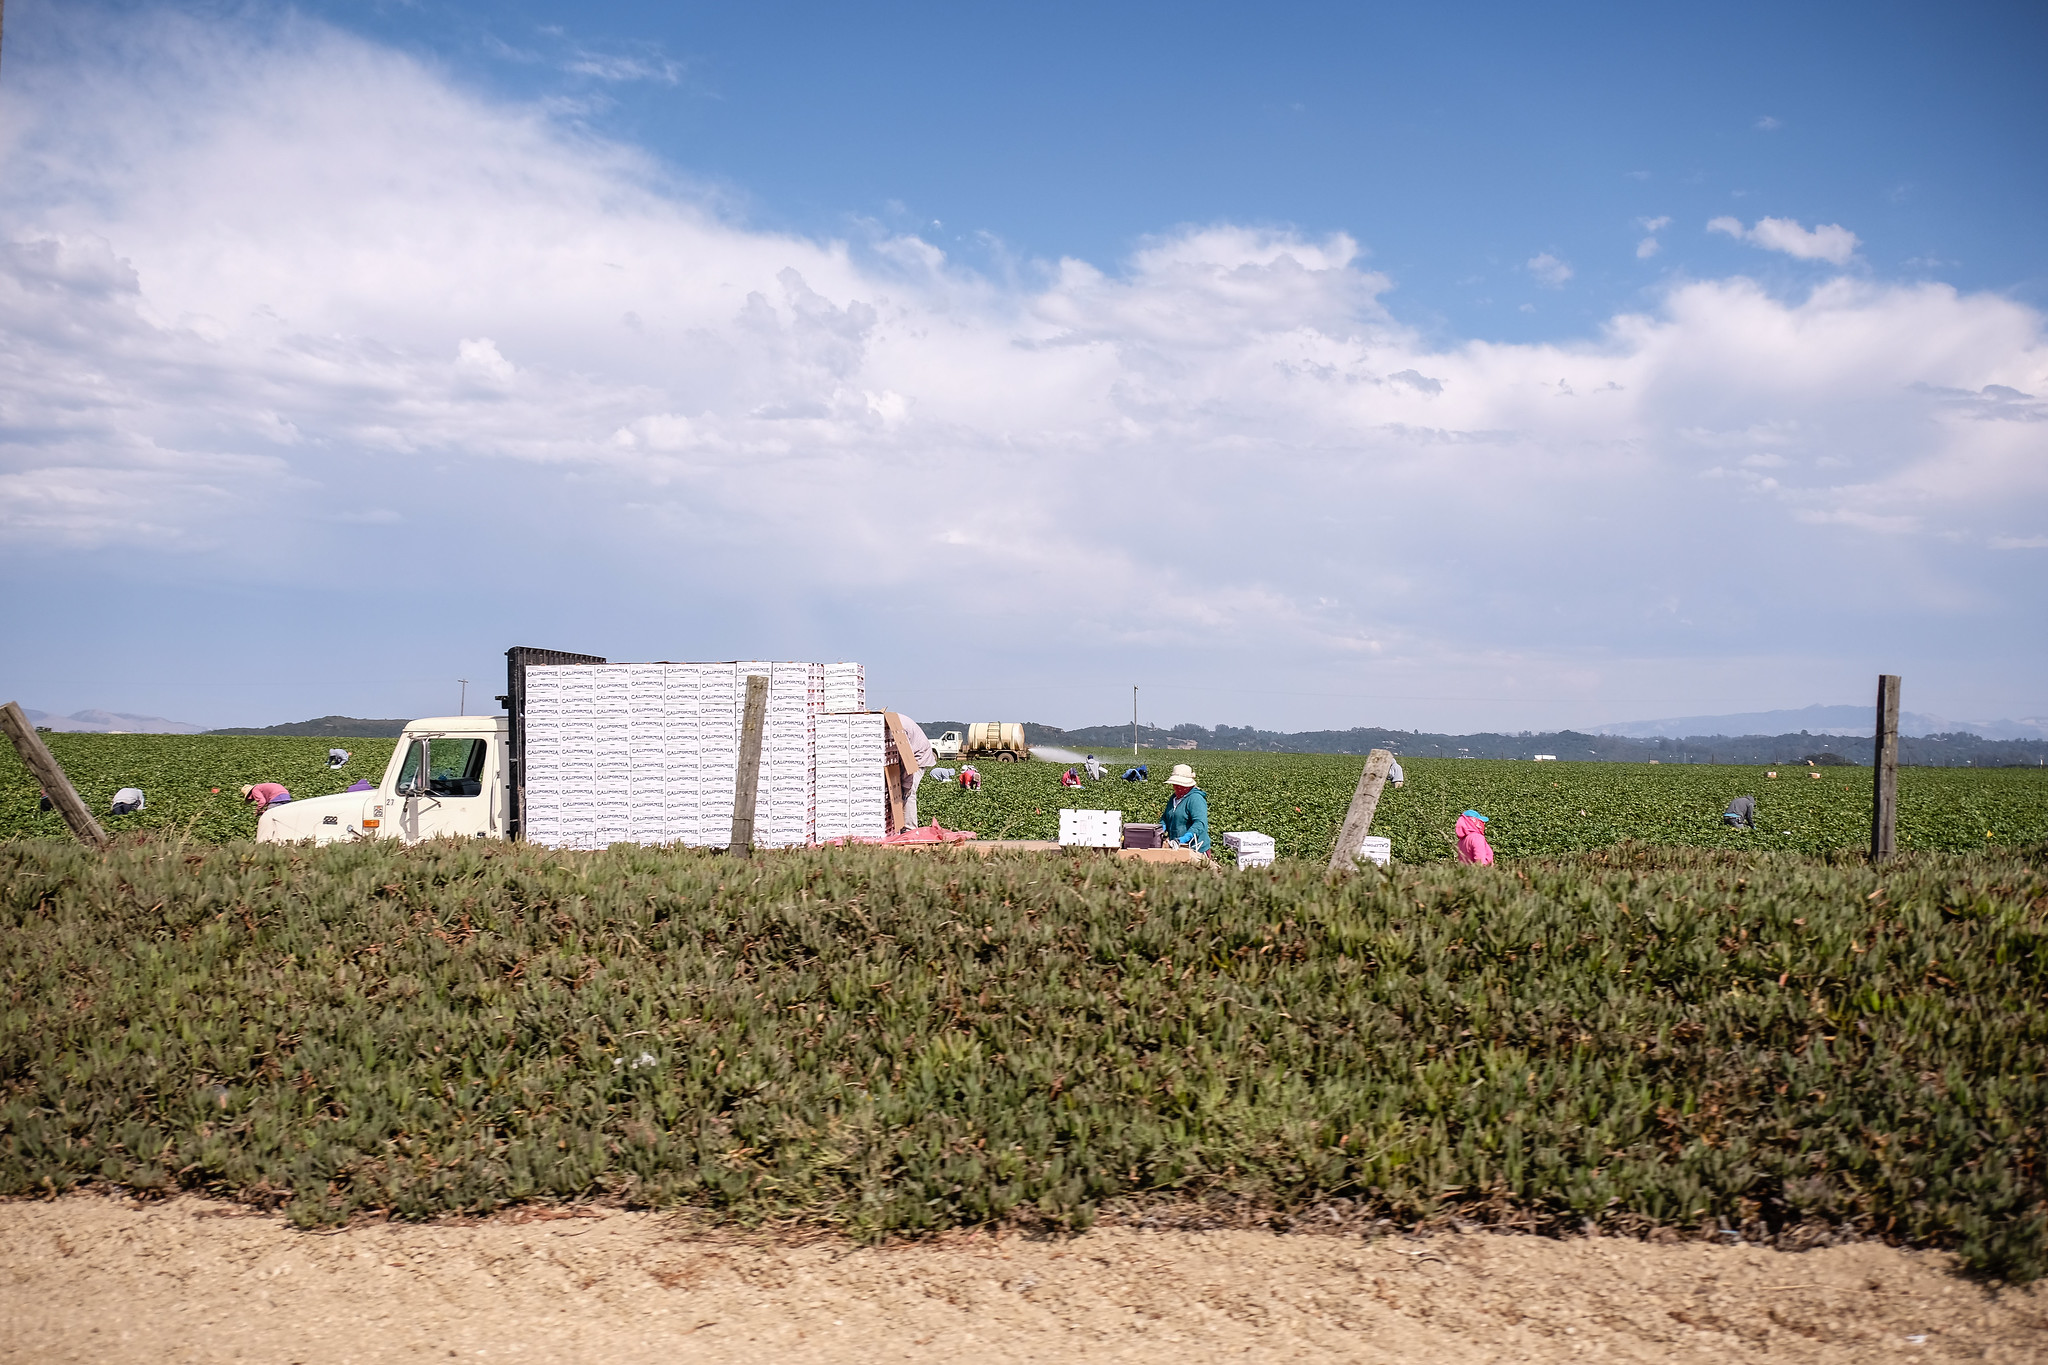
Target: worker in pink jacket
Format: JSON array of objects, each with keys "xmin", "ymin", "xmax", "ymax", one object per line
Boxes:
[
  {"xmin": 240, "ymin": 782, "xmax": 292, "ymax": 813},
  {"xmin": 1455, "ymin": 809, "xmax": 1494, "ymax": 865}
]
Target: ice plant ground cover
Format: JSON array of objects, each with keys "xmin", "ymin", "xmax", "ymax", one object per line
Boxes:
[
  {"xmin": 4, "ymin": 735, "xmax": 2043, "ymax": 857},
  {"xmin": 2, "ymin": 837, "xmax": 2043, "ymax": 1281}
]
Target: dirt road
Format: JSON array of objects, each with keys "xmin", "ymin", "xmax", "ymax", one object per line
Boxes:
[{"xmin": 2, "ymin": 1196, "xmax": 2041, "ymax": 1363}]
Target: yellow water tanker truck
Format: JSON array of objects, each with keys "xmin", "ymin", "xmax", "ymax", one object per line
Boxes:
[{"xmin": 962, "ymin": 722, "xmax": 1031, "ymax": 762}]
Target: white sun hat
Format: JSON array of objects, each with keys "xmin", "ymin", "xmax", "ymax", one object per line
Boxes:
[{"xmin": 1169, "ymin": 763, "xmax": 1197, "ymax": 787}]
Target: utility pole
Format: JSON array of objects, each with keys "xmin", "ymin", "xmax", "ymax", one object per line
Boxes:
[
  {"xmin": 1132, "ymin": 685, "xmax": 1138, "ymax": 756},
  {"xmin": 458, "ymin": 679, "xmax": 469, "ymax": 715}
]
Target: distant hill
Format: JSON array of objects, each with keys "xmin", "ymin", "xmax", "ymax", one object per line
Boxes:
[
  {"xmin": 1592, "ymin": 704, "xmax": 2047, "ymax": 742},
  {"xmin": 1006, "ymin": 720, "xmax": 2048, "ymax": 768},
  {"xmin": 21, "ymin": 708, "xmax": 205, "ymax": 734},
  {"xmin": 205, "ymin": 715, "xmax": 413, "ymax": 737}
]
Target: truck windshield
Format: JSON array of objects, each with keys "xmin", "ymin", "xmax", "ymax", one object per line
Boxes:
[{"xmin": 395, "ymin": 738, "xmax": 488, "ymax": 797}]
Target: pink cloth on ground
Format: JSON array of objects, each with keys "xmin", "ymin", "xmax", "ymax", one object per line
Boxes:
[
  {"xmin": 1454, "ymin": 813, "xmax": 1494, "ymax": 865},
  {"xmin": 820, "ymin": 820, "xmax": 978, "ymax": 848},
  {"xmin": 883, "ymin": 819, "xmax": 976, "ymax": 845}
]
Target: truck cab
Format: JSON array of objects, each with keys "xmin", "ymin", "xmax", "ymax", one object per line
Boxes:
[
  {"xmin": 931, "ymin": 729, "xmax": 962, "ymax": 760},
  {"xmin": 257, "ymin": 715, "xmax": 509, "ymax": 845}
]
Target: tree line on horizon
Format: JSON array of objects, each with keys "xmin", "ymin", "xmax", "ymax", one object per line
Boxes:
[{"xmin": 969, "ymin": 720, "xmax": 2048, "ymax": 768}]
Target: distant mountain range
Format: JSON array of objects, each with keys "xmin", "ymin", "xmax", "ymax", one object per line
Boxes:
[
  {"xmin": 1590, "ymin": 704, "xmax": 2048, "ymax": 742},
  {"xmin": 205, "ymin": 716, "xmax": 414, "ymax": 737},
  {"xmin": 21, "ymin": 710, "xmax": 414, "ymax": 737},
  {"xmin": 20, "ymin": 708, "xmax": 206, "ymax": 734},
  {"xmin": 966, "ymin": 720, "xmax": 2048, "ymax": 767}
]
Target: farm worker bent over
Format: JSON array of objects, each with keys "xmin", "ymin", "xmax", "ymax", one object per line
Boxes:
[
  {"xmin": 1388, "ymin": 759, "xmax": 1405, "ymax": 788},
  {"xmin": 897, "ymin": 718, "xmax": 936, "ymax": 832},
  {"xmin": 110, "ymin": 787, "xmax": 145, "ymax": 815},
  {"xmin": 1084, "ymin": 755, "xmax": 1105, "ymax": 781},
  {"xmin": 958, "ymin": 765, "xmax": 982, "ymax": 791},
  {"xmin": 1723, "ymin": 795, "xmax": 1756, "ymax": 828},
  {"xmin": 328, "ymin": 748, "xmax": 351, "ymax": 769},
  {"xmin": 1455, "ymin": 810, "xmax": 1494, "ymax": 865},
  {"xmin": 241, "ymin": 782, "xmax": 292, "ymax": 812},
  {"xmin": 1059, "ymin": 767, "xmax": 1083, "ymax": 788},
  {"xmin": 1160, "ymin": 763, "xmax": 1211, "ymax": 854},
  {"xmin": 1122, "ymin": 765, "xmax": 1149, "ymax": 782}
]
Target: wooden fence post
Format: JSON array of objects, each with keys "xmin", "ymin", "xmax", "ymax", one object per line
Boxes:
[
  {"xmin": 1, "ymin": 701, "xmax": 110, "ymax": 851},
  {"xmin": 1328, "ymin": 748, "xmax": 1394, "ymax": 871},
  {"xmin": 1871, "ymin": 674, "xmax": 1900, "ymax": 861},
  {"xmin": 727, "ymin": 674, "xmax": 770, "ymax": 855}
]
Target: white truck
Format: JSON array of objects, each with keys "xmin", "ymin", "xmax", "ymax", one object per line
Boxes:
[
  {"xmin": 257, "ymin": 713, "xmax": 509, "ymax": 845},
  {"xmin": 257, "ymin": 646, "xmax": 887, "ymax": 848}
]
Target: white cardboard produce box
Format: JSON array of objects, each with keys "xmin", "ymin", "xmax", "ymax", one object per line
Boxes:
[
  {"xmin": 1223, "ymin": 830, "xmax": 1276, "ymax": 870},
  {"xmin": 1058, "ymin": 808, "xmax": 1124, "ymax": 848}
]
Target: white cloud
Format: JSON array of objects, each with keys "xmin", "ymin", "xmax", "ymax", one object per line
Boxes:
[
  {"xmin": 1526, "ymin": 252, "xmax": 1573, "ymax": 287},
  {"xmin": 1708, "ymin": 215, "xmax": 1861, "ymax": 265},
  {"xmin": 1636, "ymin": 237, "xmax": 1661, "ymax": 259},
  {"xmin": 1754, "ymin": 115, "xmax": 1782, "ymax": 132},
  {"xmin": 455, "ymin": 337, "xmax": 517, "ymax": 390},
  {"xmin": 564, "ymin": 52, "xmax": 682, "ymax": 84},
  {"xmin": 1991, "ymin": 534, "xmax": 2048, "ymax": 549},
  {"xmin": 0, "ymin": 9, "xmax": 2042, "ymax": 727}
]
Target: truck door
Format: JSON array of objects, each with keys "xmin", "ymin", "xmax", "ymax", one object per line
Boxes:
[{"xmin": 391, "ymin": 736, "xmax": 496, "ymax": 841}]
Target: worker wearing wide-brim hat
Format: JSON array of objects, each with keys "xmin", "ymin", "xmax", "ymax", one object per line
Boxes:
[{"xmin": 1159, "ymin": 762, "xmax": 1211, "ymax": 854}]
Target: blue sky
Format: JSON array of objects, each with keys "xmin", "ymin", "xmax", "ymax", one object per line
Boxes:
[
  {"xmin": 295, "ymin": 0, "xmax": 2048, "ymax": 339},
  {"xmin": 1, "ymin": 0, "xmax": 2044, "ymax": 732}
]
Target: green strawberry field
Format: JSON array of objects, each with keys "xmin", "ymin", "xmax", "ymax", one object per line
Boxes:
[
  {"xmin": 4, "ymin": 734, "xmax": 2042, "ymax": 859},
  {"xmin": 0, "ymin": 734, "xmax": 399, "ymax": 845},
  {"xmin": 917, "ymin": 750, "xmax": 2047, "ymax": 861}
]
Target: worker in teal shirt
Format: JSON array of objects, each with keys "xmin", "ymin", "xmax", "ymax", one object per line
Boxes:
[{"xmin": 1159, "ymin": 763, "xmax": 1211, "ymax": 853}]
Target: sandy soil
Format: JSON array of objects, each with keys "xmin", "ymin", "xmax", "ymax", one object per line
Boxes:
[{"xmin": 2, "ymin": 1196, "xmax": 2042, "ymax": 1363}]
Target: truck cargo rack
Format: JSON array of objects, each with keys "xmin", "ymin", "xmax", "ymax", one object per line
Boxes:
[{"xmin": 500, "ymin": 645, "xmax": 607, "ymax": 841}]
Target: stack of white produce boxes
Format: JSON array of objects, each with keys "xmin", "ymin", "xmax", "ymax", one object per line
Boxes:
[
  {"xmin": 1221, "ymin": 830, "xmax": 1276, "ymax": 869},
  {"xmin": 737, "ymin": 660, "xmax": 821, "ymax": 849},
  {"xmin": 1058, "ymin": 809, "xmax": 1124, "ymax": 848},
  {"xmin": 814, "ymin": 712, "xmax": 887, "ymax": 842},
  {"xmin": 823, "ymin": 662, "xmax": 865, "ymax": 715},
  {"xmin": 523, "ymin": 659, "xmax": 863, "ymax": 851}
]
